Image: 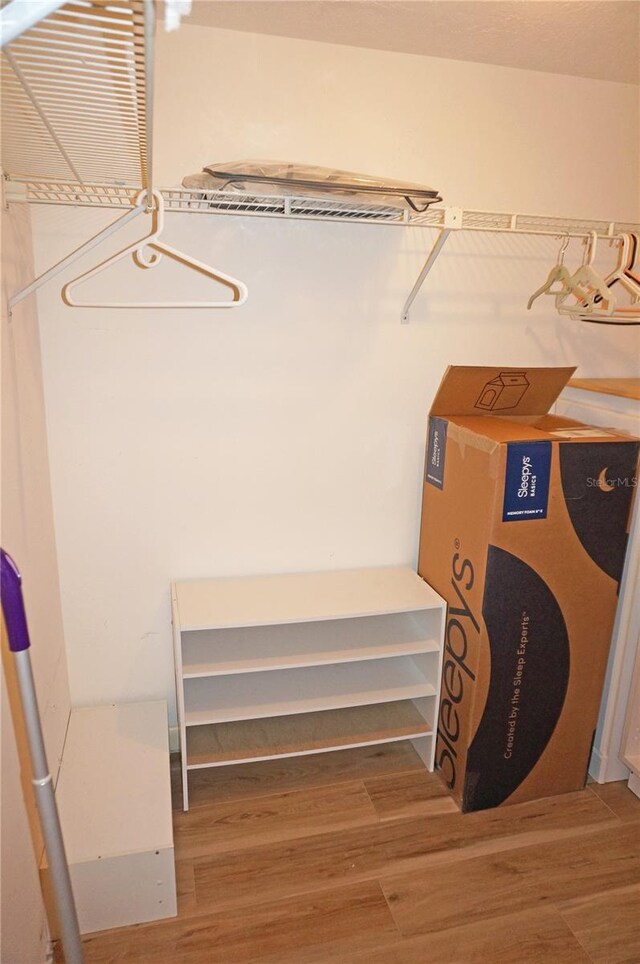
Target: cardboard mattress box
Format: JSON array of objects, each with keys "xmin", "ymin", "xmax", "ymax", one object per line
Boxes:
[{"xmin": 418, "ymin": 365, "xmax": 639, "ymax": 812}]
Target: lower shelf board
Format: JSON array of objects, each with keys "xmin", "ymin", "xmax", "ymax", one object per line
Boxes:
[{"xmin": 186, "ymin": 700, "xmax": 431, "ymax": 768}]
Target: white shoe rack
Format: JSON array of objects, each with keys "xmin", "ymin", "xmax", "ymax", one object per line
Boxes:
[{"xmin": 171, "ymin": 566, "xmax": 446, "ymax": 810}]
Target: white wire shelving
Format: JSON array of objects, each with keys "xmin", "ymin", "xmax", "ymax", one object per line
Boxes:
[
  {"xmin": 1, "ymin": 0, "xmax": 639, "ymax": 318},
  {"xmin": 5, "ymin": 178, "xmax": 640, "ymax": 239},
  {"xmin": 1, "ymin": 0, "xmax": 151, "ymax": 190}
]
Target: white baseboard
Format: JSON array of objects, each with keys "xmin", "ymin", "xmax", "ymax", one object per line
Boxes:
[
  {"xmin": 588, "ymin": 746, "xmax": 605, "ymax": 783},
  {"xmin": 589, "ymin": 744, "xmax": 630, "ymax": 784}
]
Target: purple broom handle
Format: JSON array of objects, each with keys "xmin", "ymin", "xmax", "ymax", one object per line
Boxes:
[
  {"xmin": 0, "ymin": 546, "xmax": 84, "ymax": 961},
  {"xmin": 0, "ymin": 548, "xmax": 31, "ymax": 652}
]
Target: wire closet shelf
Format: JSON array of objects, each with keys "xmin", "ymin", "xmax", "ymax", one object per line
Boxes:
[
  {"xmin": 2, "ymin": 0, "xmax": 639, "ymax": 319},
  {"xmin": 2, "ymin": 0, "xmax": 638, "ymax": 240},
  {"xmin": 5, "ymin": 179, "xmax": 640, "ymax": 240},
  {"xmin": 1, "ymin": 0, "xmax": 152, "ymax": 194}
]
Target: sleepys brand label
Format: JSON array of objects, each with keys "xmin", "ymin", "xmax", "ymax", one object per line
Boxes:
[
  {"xmin": 503, "ymin": 441, "xmax": 552, "ymax": 522},
  {"xmin": 426, "ymin": 417, "xmax": 447, "ymax": 490}
]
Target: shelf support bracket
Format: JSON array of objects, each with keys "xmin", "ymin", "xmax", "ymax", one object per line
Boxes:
[
  {"xmin": 8, "ymin": 205, "xmax": 144, "ymax": 312},
  {"xmin": 401, "ymin": 207, "xmax": 463, "ymax": 323}
]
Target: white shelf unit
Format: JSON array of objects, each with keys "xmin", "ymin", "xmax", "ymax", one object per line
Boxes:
[
  {"xmin": 171, "ymin": 566, "xmax": 446, "ymax": 810},
  {"xmin": 40, "ymin": 701, "xmax": 176, "ymax": 935}
]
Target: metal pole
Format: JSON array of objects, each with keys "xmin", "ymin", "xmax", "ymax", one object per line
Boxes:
[
  {"xmin": 142, "ymin": 0, "xmax": 155, "ymax": 207},
  {"xmin": 0, "ymin": 549, "xmax": 84, "ymax": 964}
]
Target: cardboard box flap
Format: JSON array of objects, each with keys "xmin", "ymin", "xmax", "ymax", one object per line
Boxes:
[{"xmin": 430, "ymin": 366, "xmax": 577, "ymax": 418}]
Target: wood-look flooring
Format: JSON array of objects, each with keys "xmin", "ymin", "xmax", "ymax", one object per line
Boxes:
[{"xmin": 59, "ymin": 743, "xmax": 640, "ymax": 963}]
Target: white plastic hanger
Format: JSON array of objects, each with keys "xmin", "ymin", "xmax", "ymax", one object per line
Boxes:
[
  {"xmin": 580, "ymin": 233, "xmax": 640, "ymax": 324},
  {"xmin": 62, "ymin": 190, "xmax": 248, "ymax": 308},
  {"xmin": 598, "ymin": 233, "xmax": 640, "ymax": 301}
]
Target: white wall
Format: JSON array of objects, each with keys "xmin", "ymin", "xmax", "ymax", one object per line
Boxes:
[
  {"xmin": 1, "ymin": 204, "xmax": 71, "ymax": 963},
  {"xmin": 30, "ymin": 25, "xmax": 640, "ymax": 720},
  {"xmin": 154, "ymin": 26, "xmax": 640, "ymax": 215}
]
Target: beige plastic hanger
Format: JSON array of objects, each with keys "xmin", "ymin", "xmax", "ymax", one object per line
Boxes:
[
  {"xmin": 62, "ymin": 190, "xmax": 248, "ymax": 308},
  {"xmin": 527, "ymin": 235, "xmax": 574, "ymax": 309},
  {"xmin": 555, "ymin": 232, "xmax": 616, "ymax": 317}
]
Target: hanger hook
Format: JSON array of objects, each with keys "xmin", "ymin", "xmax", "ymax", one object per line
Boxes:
[
  {"xmin": 557, "ymin": 233, "xmax": 570, "ymax": 265},
  {"xmin": 134, "ymin": 188, "xmax": 164, "ymax": 214},
  {"xmin": 134, "ymin": 245, "xmax": 161, "ymax": 269},
  {"xmin": 584, "ymin": 230, "xmax": 597, "ymax": 265},
  {"xmin": 130, "ymin": 189, "xmax": 165, "ymax": 268}
]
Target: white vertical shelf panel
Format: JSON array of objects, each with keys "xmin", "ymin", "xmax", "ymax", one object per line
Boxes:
[
  {"xmin": 171, "ymin": 589, "xmax": 190, "ymax": 810},
  {"xmin": 51, "ymin": 701, "xmax": 173, "ymax": 859},
  {"xmin": 41, "ymin": 701, "xmax": 176, "ymax": 934}
]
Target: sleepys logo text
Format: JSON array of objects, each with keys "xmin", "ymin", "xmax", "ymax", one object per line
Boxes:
[{"xmin": 436, "ymin": 546, "xmax": 480, "ymax": 790}]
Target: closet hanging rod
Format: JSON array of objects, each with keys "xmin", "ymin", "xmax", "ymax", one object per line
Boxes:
[
  {"xmin": 5, "ymin": 178, "xmax": 637, "ymax": 321},
  {"xmin": 400, "ymin": 209, "xmax": 640, "ymax": 323}
]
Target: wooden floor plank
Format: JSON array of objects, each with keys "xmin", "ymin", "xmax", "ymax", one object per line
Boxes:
[
  {"xmin": 557, "ymin": 883, "xmax": 640, "ymax": 964},
  {"xmin": 380, "ymin": 821, "xmax": 640, "ymax": 939},
  {"xmin": 192, "ymin": 788, "xmax": 617, "ymax": 914},
  {"xmin": 257, "ymin": 908, "xmax": 592, "ymax": 964},
  {"xmin": 363, "ymin": 769, "xmax": 458, "ymax": 820},
  {"xmin": 172, "ymin": 740, "xmax": 424, "ymax": 808},
  {"xmin": 175, "ymin": 859, "xmax": 196, "ymax": 916},
  {"xmin": 69, "ymin": 749, "xmax": 638, "ymax": 964},
  {"xmin": 80, "ymin": 881, "xmax": 397, "ymax": 964},
  {"xmin": 173, "ymin": 780, "xmax": 378, "ymax": 859},
  {"xmin": 590, "ymin": 780, "xmax": 640, "ymax": 823},
  {"xmin": 332, "ymin": 907, "xmax": 592, "ymax": 964}
]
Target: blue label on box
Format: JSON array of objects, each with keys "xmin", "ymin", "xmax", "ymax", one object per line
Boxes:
[
  {"xmin": 503, "ymin": 441, "xmax": 552, "ymax": 522},
  {"xmin": 426, "ymin": 417, "xmax": 447, "ymax": 490}
]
